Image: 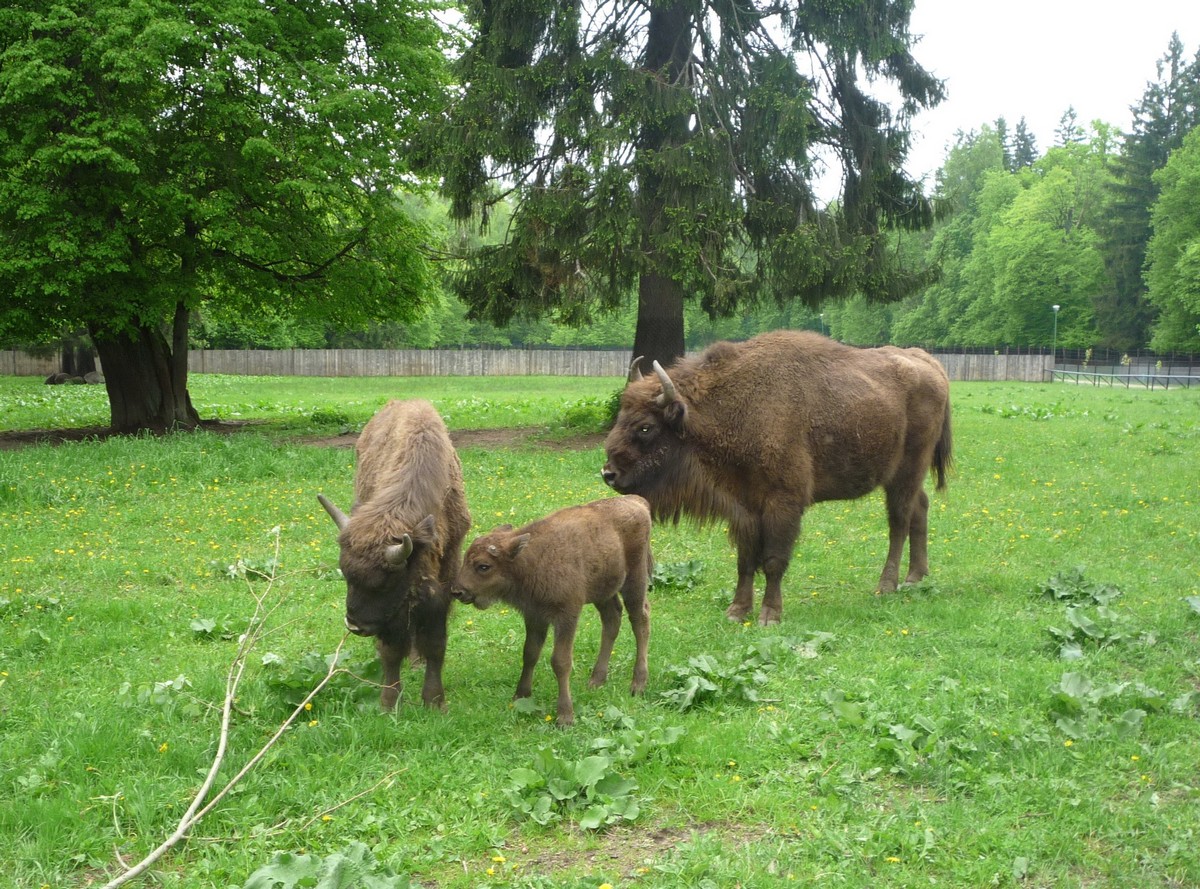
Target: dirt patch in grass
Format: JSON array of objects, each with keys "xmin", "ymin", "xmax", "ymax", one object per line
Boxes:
[
  {"xmin": 0, "ymin": 423, "xmax": 605, "ymax": 452},
  {"xmin": 434, "ymin": 820, "xmax": 758, "ymax": 886}
]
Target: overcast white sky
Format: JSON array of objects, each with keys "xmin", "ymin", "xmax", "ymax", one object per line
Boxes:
[{"xmin": 901, "ymin": 0, "xmax": 1196, "ymax": 185}]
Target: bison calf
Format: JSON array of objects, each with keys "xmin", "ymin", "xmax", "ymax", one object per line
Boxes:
[
  {"xmin": 452, "ymin": 496, "xmax": 653, "ymax": 726},
  {"xmin": 318, "ymin": 399, "xmax": 471, "ymax": 711}
]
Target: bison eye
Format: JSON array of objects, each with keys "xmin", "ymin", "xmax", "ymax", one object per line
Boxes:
[
  {"xmin": 475, "ymin": 563, "xmax": 491, "ymax": 574},
  {"xmin": 637, "ymin": 423, "xmax": 654, "ymax": 438}
]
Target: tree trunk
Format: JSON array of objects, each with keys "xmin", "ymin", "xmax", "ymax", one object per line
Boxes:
[
  {"xmin": 633, "ymin": 0, "xmax": 693, "ymax": 370},
  {"xmin": 89, "ymin": 303, "xmax": 200, "ymax": 433},
  {"xmin": 632, "ymin": 272, "xmax": 686, "ymax": 369}
]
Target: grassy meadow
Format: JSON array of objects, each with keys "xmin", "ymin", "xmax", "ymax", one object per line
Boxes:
[{"xmin": 1, "ymin": 373, "xmax": 1198, "ymax": 889}]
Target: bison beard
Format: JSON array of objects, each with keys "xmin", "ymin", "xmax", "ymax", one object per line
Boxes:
[{"xmin": 601, "ymin": 330, "xmax": 952, "ymax": 625}]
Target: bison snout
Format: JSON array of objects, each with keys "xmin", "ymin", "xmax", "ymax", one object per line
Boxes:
[
  {"xmin": 344, "ymin": 615, "xmax": 374, "ymax": 637},
  {"xmin": 601, "ymin": 467, "xmax": 618, "ymax": 487}
]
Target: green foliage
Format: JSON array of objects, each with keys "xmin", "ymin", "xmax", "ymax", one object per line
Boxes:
[
  {"xmin": 243, "ymin": 842, "xmax": 413, "ymax": 889},
  {"xmin": 659, "ymin": 634, "xmax": 834, "ymax": 712},
  {"xmin": 503, "ymin": 747, "xmax": 641, "ymax": 830},
  {"xmin": 558, "ymin": 392, "xmax": 620, "ymax": 433},
  {"xmin": 650, "ymin": 559, "xmax": 706, "ymax": 592},
  {"xmin": 1040, "ymin": 566, "xmax": 1123, "ymax": 605},
  {"xmin": 1048, "ymin": 672, "xmax": 1167, "ymax": 741},
  {"xmin": 1040, "ymin": 569, "xmax": 1154, "ymax": 658},
  {"xmin": 1146, "ymin": 125, "xmax": 1200, "ymax": 351},
  {"xmin": 261, "ymin": 650, "xmax": 378, "ymax": 708}
]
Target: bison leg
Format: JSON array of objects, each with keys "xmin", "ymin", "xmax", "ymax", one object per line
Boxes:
[
  {"xmin": 374, "ymin": 637, "xmax": 406, "ymax": 712},
  {"xmin": 880, "ymin": 482, "xmax": 923, "ymax": 593},
  {"xmin": 516, "ymin": 615, "xmax": 549, "ymax": 701},
  {"xmin": 904, "ymin": 489, "xmax": 931, "ymax": 585},
  {"xmin": 412, "ymin": 593, "xmax": 450, "ymax": 709},
  {"xmin": 758, "ymin": 511, "xmax": 801, "ymax": 625},
  {"xmin": 621, "ymin": 587, "xmax": 651, "ymax": 696},
  {"xmin": 726, "ymin": 528, "xmax": 761, "ymax": 622},
  {"xmin": 549, "ymin": 617, "xmax": 580, "ymax": 726},
  {"xmin": 588, "ymin": 595, "xmax": 623, "ymax": 689}
]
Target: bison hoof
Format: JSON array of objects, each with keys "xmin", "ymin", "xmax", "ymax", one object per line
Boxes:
[
  {"xmin": 758, "ymin": 607, "xmax": 781, "ymax": 626},
  {"xmin": 556, "ymin": 712, "xmax": 575, "ymax": 727},
  {"xmin": 725, "ymin": 602, "xmax": 752, "ymax": 622}
]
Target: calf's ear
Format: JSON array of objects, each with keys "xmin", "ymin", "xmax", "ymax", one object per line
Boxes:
[{"xmin": 508, "ymin": 534, "xmax": 532, "ymax": 557}]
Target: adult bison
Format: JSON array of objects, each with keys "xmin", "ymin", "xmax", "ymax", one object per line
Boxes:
[
  {"xmin": 602, "ymin": 330, "xmax": 952, "ymax": 625},
  {"xmin": 318, "ymin": 399, "xmax": 471, "ymax": 710}
]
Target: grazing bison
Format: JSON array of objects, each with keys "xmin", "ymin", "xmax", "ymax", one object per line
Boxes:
[
  {"xmin": 318, "ymin": 399, "xmax": 471, "ymax": 711},
  {"xmin": 602, "ymin": 330, "xmax": 952, "ymax": 625},
  {"xmin": 452, "ymin": 496, "xmax": 653, "ymax": 726}
]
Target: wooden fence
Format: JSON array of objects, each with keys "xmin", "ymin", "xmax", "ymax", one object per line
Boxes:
[{"xmin": 0, "ymin": 347, "xmax": 1057, "ymax": 383}]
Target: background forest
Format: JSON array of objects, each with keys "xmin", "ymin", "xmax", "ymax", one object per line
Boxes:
[
  {"xmin": 190, "ymin": 35, "xmax": 1200, "ymax": 358},
  {"xmin": 3, "ymin": 8, "xmax": 1199, "ymax": 373}
]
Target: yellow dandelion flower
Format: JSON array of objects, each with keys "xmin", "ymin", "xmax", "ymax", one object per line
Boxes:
[
  {"xmin": 885, "ymin": 856, "xmax": 901, "ymax": 863},
  {"xmin": 1064, "ymin": 740, "xmax": 1074, "ymax": 747},
  {"xmin": 492, "ymin": 855, "xmax": 506, "ymax": 864},
  {"xmin": 158, "ymin": 742, "xmax": 169, "ymax": 753}
]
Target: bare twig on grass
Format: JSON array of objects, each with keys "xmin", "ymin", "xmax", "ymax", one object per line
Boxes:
[{"xmin": 100, "ymin": 530, "xmax": 349, "ymax": 889}]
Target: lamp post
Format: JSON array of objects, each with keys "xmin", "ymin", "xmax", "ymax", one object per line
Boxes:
[
  {"xmin": 819, "ymin": 313, "xmax": 825, "ymax": 337},
  {"xmin": 1051, "ymin": 304, "xmax": 1060, "ymax": 362}
]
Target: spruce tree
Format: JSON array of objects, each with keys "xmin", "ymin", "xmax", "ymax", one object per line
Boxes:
[
  {"xmin": 1095, "ymin": 34, "xmax": 1200, "ymax": 350},
  {"xmin": 1012, "ymin": 117, "xmax": 1039, "ymax": 169},
  {"xmin": 430, "ymin": 0, "xmax": 945, "ymax": 368}
]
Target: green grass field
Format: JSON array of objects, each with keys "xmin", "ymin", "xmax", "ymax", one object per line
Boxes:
[{"xmin": 1, "ymin": 374, "xmax": 1198, "ymax": 888}]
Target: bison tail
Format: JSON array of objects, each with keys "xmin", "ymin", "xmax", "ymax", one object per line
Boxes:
[{"xmin": 933, "ymin": 402, "xmax": 953, "ymax": 491}]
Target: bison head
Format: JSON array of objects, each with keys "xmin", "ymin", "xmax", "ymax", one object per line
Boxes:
[
  {"xmin": 452, "ymin": 526, "xmax": 529, "ymax": 609},
  {"xmin": 601, "ymin": 359, "xmax": 688, "ymax": 496},
  {"xmin": 318, "ymin": 493, "xmax": 437, "ymax": 636}
]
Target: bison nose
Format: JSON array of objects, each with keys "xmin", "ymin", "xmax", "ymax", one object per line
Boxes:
[
  {"xmin": 344, "ymin": 615, "xmax": 373, "ymax": 637},
  {"xmin": 601, "ymin": 468, "xmax": 617, "ymax": 487}
]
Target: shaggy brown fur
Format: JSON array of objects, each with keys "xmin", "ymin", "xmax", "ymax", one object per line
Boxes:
[
  {"xmin": 452, "ymin": 496, "xmax": 653, "ymax": 726},
  {"xmin": 318, "ymin": 399, "xmax": 471, "ymax": 710},
  {"xmin": 602, "ymin": 330, "xmax": 952, "ymax": 625}
]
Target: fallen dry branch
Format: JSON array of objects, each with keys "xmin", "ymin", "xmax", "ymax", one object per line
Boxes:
[{"xmin": 100, "ymin": 530, "xmax": 349, "ymax": 889}]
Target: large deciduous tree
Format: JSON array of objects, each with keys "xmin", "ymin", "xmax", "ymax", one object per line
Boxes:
[
  {"xmin": 0, "ymin": 0, "xmax": 450, "ymax": 432},
  {"xmin": 430, "ymin": 0, "xmax": 944, "ymax": 368}
]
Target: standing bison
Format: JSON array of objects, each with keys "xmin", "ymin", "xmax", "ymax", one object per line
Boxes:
[
  {"xmin": 452, "ymin": 496, "xmax": 653, "ymax": 726},
  {"xmin": 602, "ymin": 330, "xmax": 952, "ymax": 625},
  {"xmin": 318, "ymin": 399, "xmax": 471, "ymax": 710}
]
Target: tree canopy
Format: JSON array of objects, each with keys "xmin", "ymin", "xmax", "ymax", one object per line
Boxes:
[
  {"xmin": 428, "ymin": 0, "xmax": 945, "ymax": 368},
  {"xmin": 1145, "ymin": 125, "xmax": 1200, "ymax": 352},
  {"xmin": 0, "ymin": 0, "xmax": 451, "ymax": 430}
]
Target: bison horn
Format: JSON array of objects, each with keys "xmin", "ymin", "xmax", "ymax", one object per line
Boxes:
[
  {"xmin": 384, "ymin": 534, "xmax": 414, "ymax": 566},
  {"xmin": 317, "ymin": 494, "xmax": 349, "ymax": 532},
  {"xmin": 628, "ymin": 356, "xmax": 645, "ymax": 382},
  {"xmin": 652, "ymin": 360, "xmax": 678, "ymax": 405}
]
